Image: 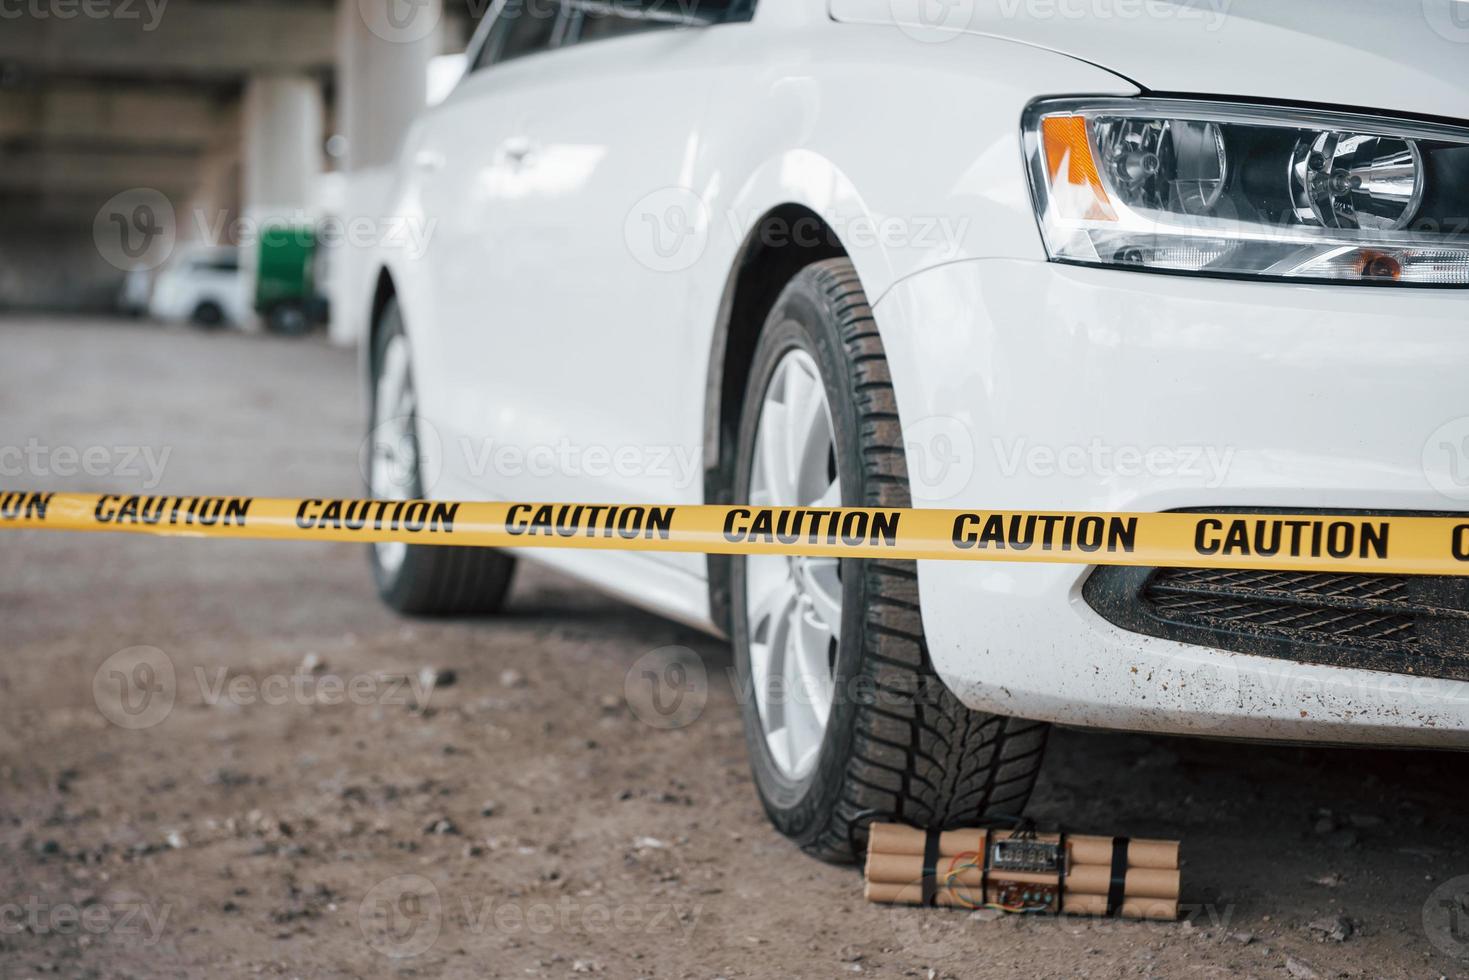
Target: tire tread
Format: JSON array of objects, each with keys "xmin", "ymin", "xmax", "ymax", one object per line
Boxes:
[{"xmin": 796, "ymin": 258, "xmax": 1049, "ymax": 862}]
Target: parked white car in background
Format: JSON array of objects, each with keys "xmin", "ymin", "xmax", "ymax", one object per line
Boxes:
[
  {"xmin": 150, "ymin": 245, "xmax": 251, "ymax": 328},
  {"xmin": 360, "ymin": 0, "xmax": 1469, "ymax": 859}
]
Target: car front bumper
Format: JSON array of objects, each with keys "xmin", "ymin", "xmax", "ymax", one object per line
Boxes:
[{"xmin": 876, "ymin": 258, "xmax": 1469, "ymax": 747}]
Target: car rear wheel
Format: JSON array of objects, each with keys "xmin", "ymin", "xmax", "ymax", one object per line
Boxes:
[
  {"xmin": 730, "ymin": 258, "xmax": 1049, "ymax": 862},
  {"xmin": 266, "ymin": 300, "xmax": 312, "ymax": 337},
  {"xmin": 367, "ymin": 298, "xmax": 516, "ymax": 615},
  {"xmin": 190, "ymin": 300, "xmax": 225, "ymax": 328}
]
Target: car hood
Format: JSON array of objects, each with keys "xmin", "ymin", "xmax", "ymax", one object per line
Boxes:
[{"xmin": 830, "ymin": 0, "xmax": 1469, "ymax": 123}]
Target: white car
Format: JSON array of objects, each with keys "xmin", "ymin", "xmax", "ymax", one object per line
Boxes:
[
  {"xmin": 360, "ymin": 0, "xmax": 1469, "ymax": 859},
  {"xmin": 149, "ymin": 246, "xmax": 251, "ymax": 328}
]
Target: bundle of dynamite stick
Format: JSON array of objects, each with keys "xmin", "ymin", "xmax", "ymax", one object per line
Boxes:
[{"xmin": 864, "ymin": 823, "xmax": 1180, "ymax": 921}]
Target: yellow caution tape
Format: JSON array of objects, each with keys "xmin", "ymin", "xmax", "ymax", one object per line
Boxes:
[{"xmin": 1, "ymin": 490, "xmax": 1467, "ymax": 576}]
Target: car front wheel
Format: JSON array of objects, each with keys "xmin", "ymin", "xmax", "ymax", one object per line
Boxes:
[{"xmin": 730, "ymin": 258, "xmax": 1049, "ymax": 862}]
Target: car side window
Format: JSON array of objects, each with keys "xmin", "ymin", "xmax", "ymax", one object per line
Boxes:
[
  {"xmin": 192, "ymin": 256, "xmax": 239, "ymax": 274},
  {"xmin": 686, "ymin": 0, "xmax": 757, "ymax": 21},
  {"xmin": 471, "ymin": 0, "xmax": 568, "ymax": 72},
  {"xmin": 563, "ymin": 0, "xmax": 756, "ymax": 48},
  {"xmin": 570, "ymin": 2, "xmax": 673, "ymax": 45}
]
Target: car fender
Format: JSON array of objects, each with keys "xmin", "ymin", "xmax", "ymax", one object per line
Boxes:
[{"xmin": 697, "ymin": 20, "xmax": 1135, "ymax": 503}]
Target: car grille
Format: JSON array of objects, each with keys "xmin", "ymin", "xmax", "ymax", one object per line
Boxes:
[
  {"xmin": 1145, "ymin": 568, "xmax": 1420, "ymax": 646},
  {"xmin": 1084, "ymin": 547, "xmax": 1469, "ymax": 682}
]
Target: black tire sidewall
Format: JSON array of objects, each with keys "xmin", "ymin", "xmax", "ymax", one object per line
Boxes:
[
  {"xmin": 730, "ymin": 276, "xmax": 880, "ymax": 844},
  {"xmin": 191, "ymin": 302, "xmax": 224, "ymax": 328},
  {"xmin": 268, "ymin": 302, "xmax": 311, "ymax": 336}
]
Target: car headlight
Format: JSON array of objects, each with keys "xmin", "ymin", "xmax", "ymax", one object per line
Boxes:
[{"xmin": 1022, "ymin": 98, "xmax": 1469, "ymax": 286}]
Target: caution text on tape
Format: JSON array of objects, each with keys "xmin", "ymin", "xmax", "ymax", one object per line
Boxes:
[{"xmin": 2, "ymin": 491, "xmax": 1467, "ymax": 576}]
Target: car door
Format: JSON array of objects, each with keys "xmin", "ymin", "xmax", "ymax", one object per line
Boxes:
[
  {"xmin": 406, "ymin": 0, "xmax": 574, "ymax": 495},
  {"xmin": 466, "ymin": 2, "xmax": 727, "ymax": 579}
]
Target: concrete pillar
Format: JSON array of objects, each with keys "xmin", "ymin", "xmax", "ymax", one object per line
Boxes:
[
  {"xmin": 241, "ymin": 74, "xmax": 325, "ymax": 329},
  {"xmin": 337, "ymin": 0, "xmax": 441, "ymax": 172},
  {"xmin": 328, "ymin": 0, "xmax": 443, "ymax": 346}
]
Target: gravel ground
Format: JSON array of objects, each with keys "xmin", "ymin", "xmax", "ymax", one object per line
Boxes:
[{"xmin": 2, "ymin": 316, "xmax": 1468, "ymax": 979}]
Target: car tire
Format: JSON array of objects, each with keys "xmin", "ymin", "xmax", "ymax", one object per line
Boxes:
[
  {"xmin": 266, "ymin": 300, "xmax": 312, "ymax": 337},
  {"xmin": 730, "ymin": 258, "xmax": 1049, "ymax": 862},
  {"xmin": 191, "ymin": 301, "xmax": 225, "ymax": 328},
  {"xmin": 367, "ymin": 298, "xmax": 516, "ymax": 616}
]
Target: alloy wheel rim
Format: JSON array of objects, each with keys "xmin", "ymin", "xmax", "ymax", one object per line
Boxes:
[{"xmin": 744, "ymin": 348, "xmax": 842, "ymax": 780}]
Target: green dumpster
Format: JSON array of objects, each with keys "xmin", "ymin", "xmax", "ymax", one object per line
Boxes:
[{"xmin": 255, "ymin": 224, "xmax": 323, "ymax": 336}]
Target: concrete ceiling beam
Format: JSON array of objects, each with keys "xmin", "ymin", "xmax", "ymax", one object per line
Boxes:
[
  {"xmin": 0, "ymin": 146, "xmax": 202, "ymax": 195},
  {"xmin": 0, "ymin": 86, "xmax": 228, "ymax": 149},
  {"xmin": 0, "ymin": 1, "xmax": 337, "ymax": 81}
]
